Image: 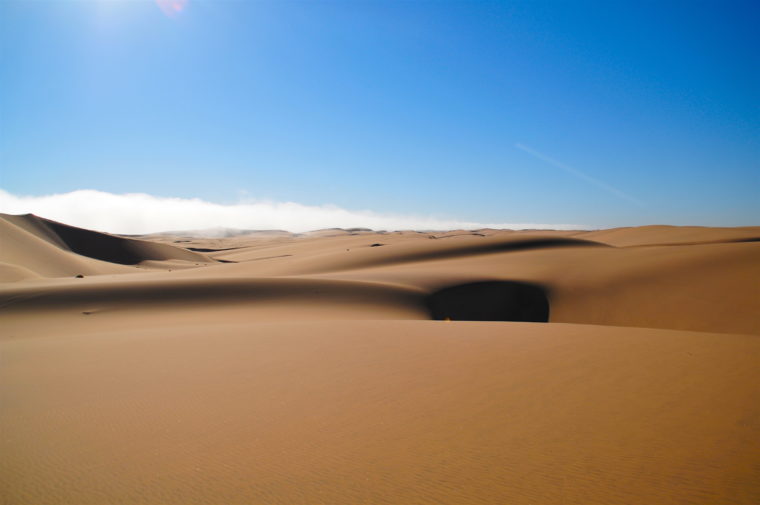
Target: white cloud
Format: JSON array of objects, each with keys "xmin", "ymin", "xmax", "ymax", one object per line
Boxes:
[{"xmin": 0, "ymin": 188, "xmax": 583, "ymax": 234}]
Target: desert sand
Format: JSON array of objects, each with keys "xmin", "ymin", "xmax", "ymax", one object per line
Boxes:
[{"xmin": 1, "ymin": 213, "xmax": 759, "ymax": 504}]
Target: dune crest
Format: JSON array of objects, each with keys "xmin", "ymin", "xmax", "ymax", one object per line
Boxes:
[{"xmin": 0, "ymin": 213, "xmax": 213, "ymax": 278}]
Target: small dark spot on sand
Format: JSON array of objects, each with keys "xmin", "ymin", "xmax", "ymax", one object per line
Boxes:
[
  {"xmin": 370, "ymin": 243, "xmax": 384, "ymax": 247},
  {"xmin": 82, "ymin": 311, "xmax": 92, "ymax": 315},
  {"xmin": 75, "ymin": 274, "xmax": 84, "ymax": 278}
]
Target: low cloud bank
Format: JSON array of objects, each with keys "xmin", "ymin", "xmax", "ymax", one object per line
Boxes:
[{"xmin": 0, "ymin": 189, "xmax": 582, "ymax": 234}]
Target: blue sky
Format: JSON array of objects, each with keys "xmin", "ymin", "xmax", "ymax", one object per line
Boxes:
[{"xmin": 1, "ymin": 0, "xmax": 758, "ymax": 231}]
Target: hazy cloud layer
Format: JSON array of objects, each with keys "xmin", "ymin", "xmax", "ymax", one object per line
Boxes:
[{"xmin": 0, "ymin": 189, "xmax": 582, "ymax": 234}]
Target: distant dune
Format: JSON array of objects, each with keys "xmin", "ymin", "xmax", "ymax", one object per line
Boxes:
[
  {"xmin": 1, "ymin": 213, "xmax": 759, "ymax": 504},
  {"xmin": 0, "ymin": 213, "xmax": 214, "ymax": 278},
  {"xmin": 579, "ymin": 224, "xmax": 760, "ymax": 247}
]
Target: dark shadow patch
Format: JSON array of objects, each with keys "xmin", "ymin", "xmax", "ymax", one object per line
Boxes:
[
  {"xmin": 370, "ymin": 243, "xmax": 384, "ymax": 247},
  {"xmin": 38, "ymin": 220, "xmax": 148, "ymax": 265},
  {"xmin": 187, "ymin": 246, "xmax": 243, "ymax": 252},
  {"xmin": 426, "ymin": 281, "xmax": 549, "ymax": 322},
  {"xmin": 249, "ymin": 254, "xmax": 292, "ymax": 261},
  {"xmin": 432, "ymin": 232, "xmax": 486, "ymax": 239},
  {"xmin": 625, "ymin": 236, "xmax": 760, "ymax": 248}
]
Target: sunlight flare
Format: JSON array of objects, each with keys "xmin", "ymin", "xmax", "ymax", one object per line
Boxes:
[{"xmin": 155, "ymin": 0, "xmax": 188, "ymax": 18}]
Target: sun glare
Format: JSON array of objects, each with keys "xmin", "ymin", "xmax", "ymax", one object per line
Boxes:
[{"xmin": 155, "ymin": 0, "xmax": 188, "ymax": 18}]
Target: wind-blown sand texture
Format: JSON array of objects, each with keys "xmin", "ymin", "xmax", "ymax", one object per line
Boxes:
[{"xmin": 2, "ymin": 213, "xmax": 759, "ymax": 504}]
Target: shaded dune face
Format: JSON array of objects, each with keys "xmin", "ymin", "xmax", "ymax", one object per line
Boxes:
[
  {"xmin": 42, "ymin": 219, "xmax": 158, "ymax": 265},
  {"xmin": 332, "ymin": 237, "xmax": 607, "ymax": 272},
  {"xmin": 426, "ymin": 281, "xmax": 550, "ymax": 322},
  {"xmin": 40, "ymin": 218, "xmax": 206, "ymax": 265},
  {"xmin": 0, "ymin": 278, "xmax": 427, "ymax": 314},
  {"xmin": 0, "ymin": 213, "xmax": 212, "ymax": 267}
]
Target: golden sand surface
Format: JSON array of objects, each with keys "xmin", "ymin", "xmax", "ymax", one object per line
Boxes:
[{"xmin": 1, "ymin": 213, "xmax": 759, "ymax": 504}]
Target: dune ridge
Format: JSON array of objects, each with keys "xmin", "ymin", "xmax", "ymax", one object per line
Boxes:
[
  {"xmin": 0, "ymin": 213, "xmax": 213, "ymax": 278},
  {"xmin": 577, "ymin": 224, "xmax": 760, "ymax": 247},
  {"xmin": 0, "ymin": 276, "xmax": 426, "ymax": 318}
]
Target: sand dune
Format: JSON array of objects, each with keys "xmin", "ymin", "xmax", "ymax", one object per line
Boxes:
[
  {"xmin": 577, "ymin": 224, "xmax": 760, "ymax": 247},
  {"xmin": 0, "ymin": 216, "xmax": 135, "ymax": 279},
  {"xmin": 0, "ymin": 277, "xmax": 427, "ymax": 329},
  {"xmin": 214, "ymin": 233, "xmax": 607, "ymax": 273},
  {"xmin": 0, "ymin": 213, "xmax": 213, "ymax": 279},
  {"xmin": 110, "ymin": 226, "xmax": 760, "ymax": 334},
  {"xmin": 1, "ymin": 215, "xmax": 759, "ymax": 504}
]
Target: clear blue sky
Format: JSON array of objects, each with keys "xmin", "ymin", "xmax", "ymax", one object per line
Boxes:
[{"xmin": 1, "ymin": 0, "xmax": 758, "ymax": 228}]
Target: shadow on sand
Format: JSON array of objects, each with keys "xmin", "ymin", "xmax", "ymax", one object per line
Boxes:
[{"xmin": 426, "ymin": 281, "xmax": 549, "ymax": 322}]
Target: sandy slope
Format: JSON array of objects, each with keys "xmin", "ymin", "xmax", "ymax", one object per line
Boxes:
[
  {"xmin": 1, "ymin": 214, "xmax": 759, "ymax": 504},
  {"xmin": 0, "ymin": 214, "xmax": 212, "ymax": 279},
  {"xmin": 577, "ymin": 224, "xmax": 760, "ymax": 247},
  {"xmin": 2, "ymin": 321, "xmax": 759, "ymax": 505}
]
